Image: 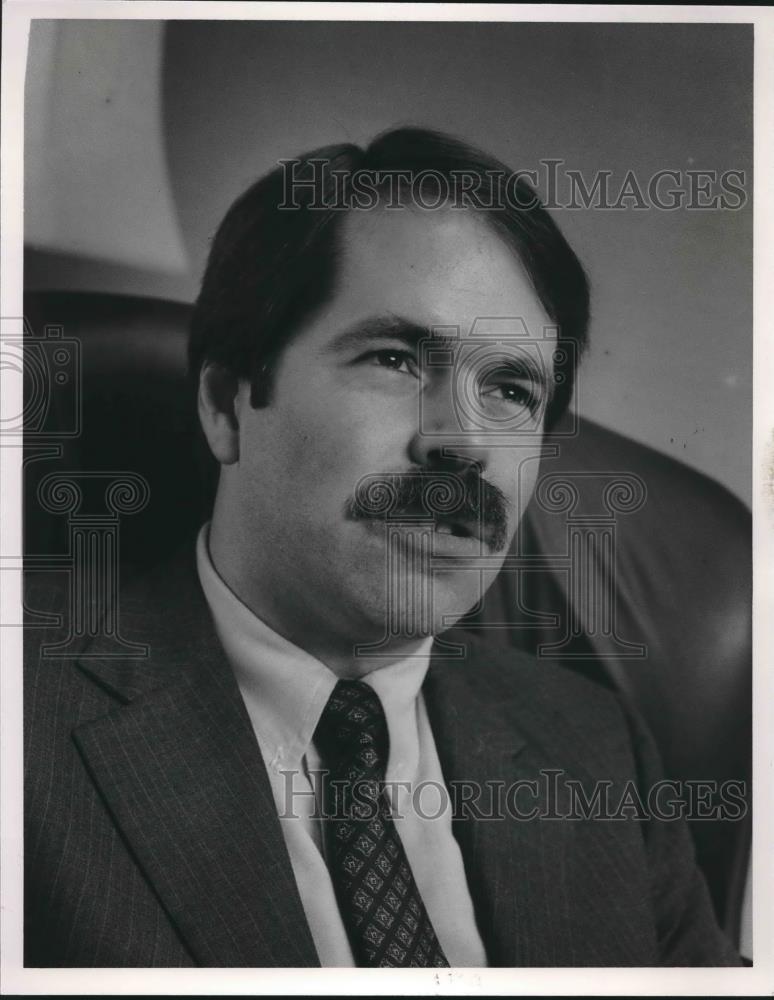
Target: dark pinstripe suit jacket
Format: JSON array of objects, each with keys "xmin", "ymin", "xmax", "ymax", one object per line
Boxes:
[{"xmin": 24, "ymin": 549, "xmax": 741, "ymax": 967}]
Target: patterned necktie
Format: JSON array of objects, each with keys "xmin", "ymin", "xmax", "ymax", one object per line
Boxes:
[{"xmin": 313, "ymin": 679, "xmax": 450, "ymax": 968}]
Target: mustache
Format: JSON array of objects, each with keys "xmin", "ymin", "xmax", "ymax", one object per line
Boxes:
[{"xmin": 344, "ymin": 469, "xmax": 511, "ymax": 553}]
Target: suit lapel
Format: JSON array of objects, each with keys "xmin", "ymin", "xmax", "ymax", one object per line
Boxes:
[
  {"xmin": 424, "ymin": 641, "xmax": 541, "ymax": 966},
  {"xmin": 73, "ymin": 549, "xmax": 320, "ymax": 967},
  {"xmin": 424, "ymin": 638, "xmax": 653, "ymax": 967}
]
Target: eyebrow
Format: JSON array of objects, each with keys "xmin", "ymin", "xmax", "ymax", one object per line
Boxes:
[{"xmin": 326, "ymin": 314, "xmax": 458, "ymax": 354}]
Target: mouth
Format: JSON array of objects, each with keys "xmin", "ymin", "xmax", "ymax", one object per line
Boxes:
[
  {"xmin": 431, "ymin": 516, "xmax": 494, "ymax": 552},
  {"xmin": 357, "ymin": 513, "xmax": 498, "ymax": 553}
]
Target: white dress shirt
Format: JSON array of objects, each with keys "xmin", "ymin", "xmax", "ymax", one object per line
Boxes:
[{"xmin": 196, "ymin": 523, "xmax": 487, "ymax": 966}]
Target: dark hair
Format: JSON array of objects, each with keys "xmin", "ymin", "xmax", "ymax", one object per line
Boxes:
[{"xmin": 189, "ymin": 126, "xmax": 589, "ymax": 429}]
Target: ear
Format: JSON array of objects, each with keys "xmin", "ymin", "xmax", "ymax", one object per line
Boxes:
[{"xmin": 197, "ymin": 362, "xmax": 242, "ymax": 465}]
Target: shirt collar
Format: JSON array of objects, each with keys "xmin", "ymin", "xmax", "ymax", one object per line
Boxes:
[{"xmin": 196, "ymin": 523, "xmax": 434, "ymax": 771}]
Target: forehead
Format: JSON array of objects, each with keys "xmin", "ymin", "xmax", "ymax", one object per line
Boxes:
[{"xmin": 331, "ymin": 205, "xmax": 552, "ymax": 340}]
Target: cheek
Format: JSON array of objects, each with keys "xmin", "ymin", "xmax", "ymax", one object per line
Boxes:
[
  {"xmin": 492, "ymin": 446, "xmax": 544, "ymax": 517},
  {"xmin": 515, "ymin": 452, "xmax": 543, "ymax": 498},
  {"xmin": 252, "ymin": 395, "xmax": 409, "ymax": 506}
]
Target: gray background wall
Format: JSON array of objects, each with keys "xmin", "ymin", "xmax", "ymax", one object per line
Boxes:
[{"xmin": 25, "ymin": 19, "xmax": 752, "ymax": 506}]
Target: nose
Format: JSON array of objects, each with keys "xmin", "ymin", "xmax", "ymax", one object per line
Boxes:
[{"xmin": 407, "ymin": 383, "xmax": 492, "ymax": 474}]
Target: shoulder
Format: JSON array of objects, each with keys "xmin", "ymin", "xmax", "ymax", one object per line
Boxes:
[
  {"xmin": 435, "ymin": 628, "xmax": 628, "ymax": 728},
  {"xmin": 431, "ymin": 628, "xmax": 650, "ymax": 783}
]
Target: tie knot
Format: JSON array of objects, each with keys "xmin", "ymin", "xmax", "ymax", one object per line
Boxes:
[{"xmin": 314, "ymin": 679, "xmax": 389, "ymax": 772}]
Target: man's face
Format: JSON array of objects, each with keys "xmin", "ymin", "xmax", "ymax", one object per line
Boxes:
[{"xmin": 220, "ymin": 204, "xmax": 553, "ymax": 655}]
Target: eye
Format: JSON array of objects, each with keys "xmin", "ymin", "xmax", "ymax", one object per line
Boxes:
[
  {"xmin": 480, "ymin": 367, "xmax": 538, "ymax": 411},
  {"xmin": 492, "ymin": 383, "xmax": 533, "ymax": 407},
  {"xmin": 368, "ymin": 349, "xmax": 418, "ymax": 376}
]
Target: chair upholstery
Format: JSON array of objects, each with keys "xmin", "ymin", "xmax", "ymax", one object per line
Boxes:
[{"xmin": 22, "ymin": 289, "xmax": 752, "ymax": 943}]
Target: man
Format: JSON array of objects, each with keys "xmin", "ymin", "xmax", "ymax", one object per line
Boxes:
[{"xmin": 24, "ymin": 128, "xmax": 741, "ymax": 967}]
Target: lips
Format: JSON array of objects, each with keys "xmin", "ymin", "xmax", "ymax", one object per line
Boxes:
[
  {"xmin": 358, "ymin": 517, "xmax": 491, "ymax": 562},
  {"xmin": 433, "ymin": 516, "xmax": 489, "ymax": 546}
]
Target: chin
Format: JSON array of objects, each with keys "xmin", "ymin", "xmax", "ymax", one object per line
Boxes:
[{"xmin": 347, "ymin": 565, "xmax": 487, "ymax": 644}]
